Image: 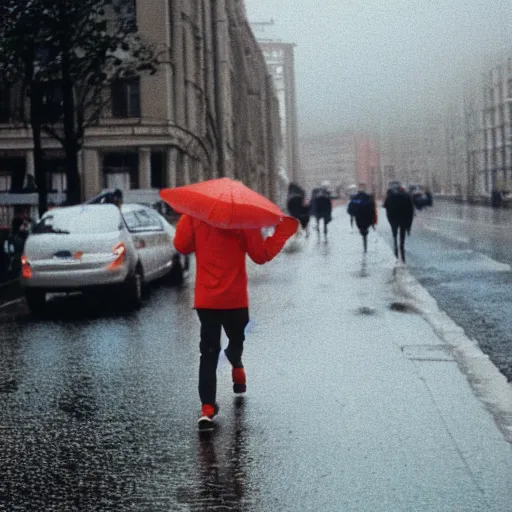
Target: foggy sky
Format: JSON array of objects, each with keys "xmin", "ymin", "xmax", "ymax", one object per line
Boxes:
[{"xmin": 245, "ymin": 0, "xmax": 512, "ymax": 136}]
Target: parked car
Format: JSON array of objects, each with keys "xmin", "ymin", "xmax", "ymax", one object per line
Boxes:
[{"xmin": 20, "ymin": 203, "xmax": 186, "ymax": 313}]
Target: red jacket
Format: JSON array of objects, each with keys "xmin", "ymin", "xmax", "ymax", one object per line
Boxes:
[{"xmin": 174, "ymin": 215, "xmax": 298, "ymax": 309}]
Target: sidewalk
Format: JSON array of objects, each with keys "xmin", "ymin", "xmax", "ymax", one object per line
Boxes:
[{"xmin": 232, "ymin": 207, "xmax": 512, "ymax": 511}]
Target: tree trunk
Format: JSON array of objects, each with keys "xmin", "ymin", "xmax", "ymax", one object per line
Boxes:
[
  {"xmin": 59, "ymin": 2, "xmax": 81, "ymax": 205},
  {"xmin": 30, "ymin": 83, "xmax": 47, "ymax": 217}
]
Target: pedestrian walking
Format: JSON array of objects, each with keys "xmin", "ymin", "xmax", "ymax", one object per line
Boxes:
[
  {"xmin": 347, "ymin": 185, "xmax": 377, "ymax": 254},
  {"xmin": 383, "ymin": 183, "xmax": 414, "ymax": 263},
  {"xmin": 112, "ymin": 188, "xmax": 123, "ymax": 209},
  {"xmin": 3, "ymin": 217, "xmax": 27, "ymax": 278},
  {"xmin": 173, "ymin": 201, "xmax": 298, "ymax": 430},
  {"xmin": 286, "ymin": 183, "xmax": 310, "ymax": 238},
  {"xmin": 348, "ymin": 192, "xmax": 357, "ymax": 232},
  {"xmin": 310, "ymin": 185, "xmax": 332, "ymax": 241}
]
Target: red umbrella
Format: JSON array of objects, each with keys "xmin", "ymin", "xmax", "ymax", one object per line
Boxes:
[{"xmin": 159, "ymin": 178, "xmax": 285, "ymax": 229}]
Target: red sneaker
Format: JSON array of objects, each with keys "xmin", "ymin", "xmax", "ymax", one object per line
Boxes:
[
  {"xmin": 198, "ymin": 403, "xmax": 219, "ymax": 431},
  {"xmin": 232, "ymin": 367, "xmax": 246, "ymax": 394}
]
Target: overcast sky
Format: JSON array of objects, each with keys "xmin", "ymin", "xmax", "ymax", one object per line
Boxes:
[{"xmin": 245, "ymin": 0, "xmax": 512, "ymax": 137}]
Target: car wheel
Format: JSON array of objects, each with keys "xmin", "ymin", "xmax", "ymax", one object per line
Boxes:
[
  {"xmin": 165, "ymin": 254, "xmax": 184, "ymax": 286},
  {"xmin": 25, "ymin": 289, "xmax": 47, "ymax": 314},
  {"xmin": 124, "ymin": 266, "xmax": 143, "ymax": 310}
]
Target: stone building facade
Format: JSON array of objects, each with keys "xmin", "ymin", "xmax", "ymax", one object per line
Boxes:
[
  {"xmin": 0, "ymin": 0, "xmax": 281, "ymax": 206},
  {"xmin": 482, "ymin": 59, "xmax": 512, "ymax": 196}
]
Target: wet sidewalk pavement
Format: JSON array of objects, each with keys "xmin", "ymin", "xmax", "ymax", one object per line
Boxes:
[{"xmin": 231, "ymin": 207, "xmax": 512, "ymax": 511}]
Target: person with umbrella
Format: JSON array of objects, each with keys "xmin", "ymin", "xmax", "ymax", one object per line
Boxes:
[{"xmin": 161, "ymin": 178, "xmax": 299, "ymax": 430}]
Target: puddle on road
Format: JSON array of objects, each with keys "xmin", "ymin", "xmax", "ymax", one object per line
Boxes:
[{"xmin": 356, "ymin": 306, "xmax": 377, "ymax": 316}]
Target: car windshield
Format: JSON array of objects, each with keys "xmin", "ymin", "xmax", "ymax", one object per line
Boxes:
[{"xmin": 32, "ymin": 205, "xmax": 122, "ymax": 235}]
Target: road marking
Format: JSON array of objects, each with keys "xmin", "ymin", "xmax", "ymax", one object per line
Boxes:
[
  {"xmin": 422, "ymin": 215, "xmax": 512, "ymax": 230},
  {"xmin": 0, "ymin": 297, "xmax": 24, "ymax": 310},
  {"xmin": 421, "ymin": 224, "xmax": 469, "ymax": 244}
]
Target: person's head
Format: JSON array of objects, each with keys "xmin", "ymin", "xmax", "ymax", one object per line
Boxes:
[
  {"xmin": 358, "ymin": 183, "xmax": 367, "ymax": 193},
  {"xmin": 112, "ymin": 189, "xmax": 123, "ymax": 208}
]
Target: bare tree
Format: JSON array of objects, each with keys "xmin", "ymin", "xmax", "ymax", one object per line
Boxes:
[
  {"xmin": 0, "ymin": 0, "xmax": 158, "ymax": 211},
  {"xmin": 0, "ymin": 0, "xmax": 55, "ymax": 215}
]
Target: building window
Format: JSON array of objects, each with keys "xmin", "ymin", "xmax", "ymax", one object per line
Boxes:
[
  {"xmin": 0, "ymin": 85, "xmax": 10, "ymax": 123},
  {"xmin": 0, "ymin": 173, "xmax": 11, "ymax": 192},
  {"xmin": 1, "ymin": 156, "xmax": 26, "ymax": 192},
  {"xmin": 41, "ymin": 81, "xmax": 64, "ymax": 124},
  {"xmin": 42, "ymin": 158, "xmax": 67, "ymax": 192},
  {"xmin": 150, "ymin": 152, "xmax": 165, "ymax": 189},
  {"xmin": 111, "ymin": 77, "xmax": 141, "ymax": 118},
  {"xmin": 103, "ymin": 152, "xmax": 139, "ymax": 188},
  {"xmin": 121, "ymin": 0, "xmax": 137, "ymax": 31},
  {"xmin": 50, "ymin": 173, "xmax": 67, "ymax": 193}
]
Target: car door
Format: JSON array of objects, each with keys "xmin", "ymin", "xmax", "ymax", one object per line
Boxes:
[
  {"xmin": 146, "ymin": 209, "xmax": 175, "ymax": 274},
  {"xmin": 132, "ymin": 208, "xmax": 165, "ymax": 281},
  {"xmin": 122, "ymin": 209, "xmax": 153, "ymax": 282}
]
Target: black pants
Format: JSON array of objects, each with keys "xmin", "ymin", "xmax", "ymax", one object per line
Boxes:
[
  {"xmin": 196, "ymin": 308, "xmax": 249, "ymax": 405},
  {"xmin": 391, "ymin": 224, "xmax": 407, "ymax": 262}
]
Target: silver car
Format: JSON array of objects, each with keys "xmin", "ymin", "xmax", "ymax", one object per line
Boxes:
[{"xmin": 21, "ymin": 203, "xmax": 185, "ymax": 313}]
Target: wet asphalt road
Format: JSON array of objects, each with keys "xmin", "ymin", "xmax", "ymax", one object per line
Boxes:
[
  {"xmin": 2, "ymin": 203, "xmax": 512, "ymax": 511},
  {"xmin": 2, "ymin": 234, "xmax": 352, "ymax": 512},
  {"xmin": 377, "ymin": 200, "xmax": 512, "ymax": 382}
]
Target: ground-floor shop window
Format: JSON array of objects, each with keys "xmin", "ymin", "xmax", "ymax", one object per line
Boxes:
[
  {"xmin": 43, "ymin": 158, "xmax": 67, "ymax": 193},
  {"xmin": 102, "ymin": 152, "xmax": 138, "ymax": 189},
  {"xmin": 0, "ymin": 157, "xmax": 26, "ymax": 192},
  {"xmin": 105, "ymin": 172, "xmax": 131, "ymax": 190},
  {"xmin": 0, "ymin": 173, "xmax": 11, "ymax": 192},
  {"xmin": 151, "ymin": 152, "xmax": 165, "ymax": 189}
]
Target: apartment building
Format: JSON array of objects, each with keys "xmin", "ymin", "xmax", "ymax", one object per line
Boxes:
[
  {"xmin": 0, "ymin": 0, "xmax": 280, "ymax": 207},
  {"xmin": 255, "ymin": 37, "xmax": 300, "ymax": 187},
  {"xmin": 380, "ymin": 120, "xmax": 450, "ymax": 195},
  {"xmin": 482, "ymin": 58, "xmax": 512, "ymax": 195}
]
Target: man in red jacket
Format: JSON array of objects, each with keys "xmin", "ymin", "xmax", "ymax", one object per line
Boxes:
[{"xmin": 174, "ymin": 214, "xmax": 298, "ymax": 430}]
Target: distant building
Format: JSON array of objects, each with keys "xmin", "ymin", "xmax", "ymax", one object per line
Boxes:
[
  {"xmin": 256, "ymin": 39, "xmax": 301, "ymax": 187},
  {"xmin": 380, "ymin": 121, "xmax": 448, "ymax": 195},
  {"xmin": 299, "ymin": 132, "xmax": 356, "ymax": 197},
  {"xmin": 482, "ymin": 58, "xmax": 512, "ymax": 196},
  {"xmin": 355, "ymin": 134, "xmax": 381, "ymax": 197}
]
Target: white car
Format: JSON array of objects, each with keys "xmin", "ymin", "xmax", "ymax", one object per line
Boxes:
[{"xmin": 21, "ymin": 203, "xmax": 185, "ymax": 313}]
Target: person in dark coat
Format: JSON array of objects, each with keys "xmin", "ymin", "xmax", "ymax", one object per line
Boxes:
[
  {"xmin": 286, "ymin": 183, "xmax": 310, "ymax": 237},
  {"xmin": 310, "ymin": 186, "xmax": 332, "ymax": 240},
  {"xmin": 348, "ymin": 192, "xmax": 357, "ymax": 231},
  {"xmin": 5, "ymin": 217, "xmax": 27, "ymax": 277},
  {"xmin": 347, "ymin": 186, "xmax": 377, "ymax": 254},
  {"xmin": 383, "ymin": 185, "xmax": 414, "ymax": 263},
  {"xmin": 287, "ymin": 193, "xmax": 310, "ymax": 237}
]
